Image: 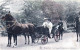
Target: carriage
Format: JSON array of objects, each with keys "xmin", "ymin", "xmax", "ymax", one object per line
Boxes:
[
  {"xmin": 34, "ymin": 33, "xmax": 48, "ymax": 44},
  {"xmin": 0, "ymin": 12, "xmax": 63, "ymax": 47},
  {"xmin": 34, "ymin": 25, "xmax": 60, "ymax": 44},
  {"xmin": 34, "ymin": 26, "xmax": 49, "ymax": 44}
]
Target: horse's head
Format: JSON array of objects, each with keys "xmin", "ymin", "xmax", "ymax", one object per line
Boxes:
[
  {"xmin": 0, "ymin": 13, "xmax": 16, "ymax": 28},
  {"xmin": 1, "ymin": 14, "xmax": 14, "ymax": 21}
]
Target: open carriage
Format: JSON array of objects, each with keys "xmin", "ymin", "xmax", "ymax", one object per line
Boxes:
[
  {"xmin": 34, "ymin": 25, "xmax": 60, "ymax": 44},
  {"xmin": 34, "ymin": 26, "xmax": 49, "ymax": 44}
]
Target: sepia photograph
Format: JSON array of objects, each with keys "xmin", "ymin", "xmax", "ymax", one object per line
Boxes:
[{"xmin": 0, "ymin": 0, "xmax": 80, "ymax": 50}]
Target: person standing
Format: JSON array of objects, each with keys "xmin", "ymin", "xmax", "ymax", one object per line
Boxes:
[
  {"xmin": 58, "ymin": 20, "xmax": 64, "ymax": 40},
  {"xmin": 75, "ymin": 16, "xmax": 79, "ymax": 41}
]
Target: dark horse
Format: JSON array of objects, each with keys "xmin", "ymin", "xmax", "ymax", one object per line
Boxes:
[
  {"xmin": 75, "ymin": 16, "xmax": 80, "ymax": 42},
  {"xmin": 1, "ymin": 13, "xmax": 35, "ymax": 47}
]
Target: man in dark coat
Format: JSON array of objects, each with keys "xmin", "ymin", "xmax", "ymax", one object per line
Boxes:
[
  {"xmin": 75, "ymin": 16, "xmax": 80, "ymax": 41},
  {"xmin": 75, "ymin": 16, "xmax": 79, "ymax": 33},
  {"xmin": 58, "ymin": 20, "xmax": 64, "ymax": 40}
]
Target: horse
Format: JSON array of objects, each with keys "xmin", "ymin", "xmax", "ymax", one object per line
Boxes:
[
  {"xmin": 0, "ymin": 13, "xmax": 35, "ymax": 47},
  {"xmin": 75, "ymin": 16, "xmax": 80, "ymax": 42}
]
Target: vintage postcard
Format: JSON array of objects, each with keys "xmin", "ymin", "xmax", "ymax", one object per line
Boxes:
[{"xmin": 0, "ymin": 0, "xmax": 80, "ymax": 50}]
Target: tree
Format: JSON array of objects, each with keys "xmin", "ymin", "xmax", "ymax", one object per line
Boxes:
[
  {"xmin": 41, "ymin": 0, "xmax": 64, "ymax": 23},
  {"xmin": 0, "ymin": 0, "xmax": 11, "ymax": 15},
  {"xmin": 22, "ymin": 0, "xmax": 43, "ymax": 25}
]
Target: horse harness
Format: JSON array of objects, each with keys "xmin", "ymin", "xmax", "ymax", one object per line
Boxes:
[{"xmin": 4, "ymin": 21, "xmax": 17, "ymax": 29}]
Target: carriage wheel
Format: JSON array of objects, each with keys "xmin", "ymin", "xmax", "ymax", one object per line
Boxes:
[{"xmin": 41, "ymin": 36, "xmax": 48, "ymax": 44}]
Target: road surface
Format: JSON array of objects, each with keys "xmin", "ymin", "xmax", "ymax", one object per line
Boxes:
[{"xmin": 0, "ymin": 32, "xmax": 80, "ymax": 50}]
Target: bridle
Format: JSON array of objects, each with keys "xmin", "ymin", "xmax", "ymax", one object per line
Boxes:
[
  {"xmin": 5, "ymin": 21, "xmax": 17, "ymax": 29},
  {"xmin": 1, "ymin": 19, "xmax": 17, "ymax": 29}
]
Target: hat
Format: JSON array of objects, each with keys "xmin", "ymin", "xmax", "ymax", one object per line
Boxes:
[{"xmin": 44, "ymin": 18, "xmax": 48, "ymax": 20}]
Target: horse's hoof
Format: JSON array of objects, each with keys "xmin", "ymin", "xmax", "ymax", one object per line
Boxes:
[
  {"xmin": 28, "ymin": 43, "xmax": 29, "ymax": 45},
  {"xmin": 25, "ymin": 43, "xmax": 26, "ymax": 44},
  {"xmin": 77, "ymin": 40, "xmax": 78, "ymax": 42},
  {"xmin": 7, "ymin": 44, "xmax": 11, "ymax": 47},
  {"xmin": 31, "ymin": 42, "xmax": 35, "ymax": 45},
  {"xmin": 13, "ymin": 45, "xmax": 17, "ymax": 48}
]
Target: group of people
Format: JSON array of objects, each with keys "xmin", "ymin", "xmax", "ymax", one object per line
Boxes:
[{"xmin": 42, "ymin": 18, "xmax": 64, "ymax": 39}]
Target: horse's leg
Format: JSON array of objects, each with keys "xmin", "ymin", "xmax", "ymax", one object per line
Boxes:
[
  {"xmin": 61, "ymin": 32, "xmax": 63, "ymax": 40},
  {"xmin": 7, "ymin": 33, "xmax": 12, "ymax": 47},
  {"xmin": 24, "ymin": 34, "xmax": 27, "ymax": 44},
  {"xmin": 9, "ymin": 35, "xmax": 12, "ymax": 46},
  {"xmin": 13, "ymin": 34, "xmax": 15, "ymax": 46},
  {"xmin": 28, "ymin": 35, "xmax": 30, "ymax": 44},
  {"xmin": 7, "ymin": 34, "xmax": 10, "ymax": 47},
  {"xmin": 13, "ymin": 34, "xmax": 17, "ymax": 47},
  {"xmin": 79, "ymin": 33, "xmax": 80, "ymax": 41},
  {"xmin": 31, "ymin": 35, "xmax": 35, "ymax": 44},
  {"xmin": 15, "ymin": 35, "xmax": 17, "ymax": 46},
  {"xmin": 77, "ymin": 33, "xmax": 78, "ymax": 42},
  {"xmin": 31, "ymin": 35, "xmax": 33, "ymax": 43},
  {"xmin": 7, "ymin": 33, "xmax": 10, "ymax": 46}
]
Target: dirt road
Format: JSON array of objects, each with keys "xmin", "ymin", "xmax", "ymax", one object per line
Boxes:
[{"xmin": 0, "ymin": 32, "xmax": 80, "ymax": 50}]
